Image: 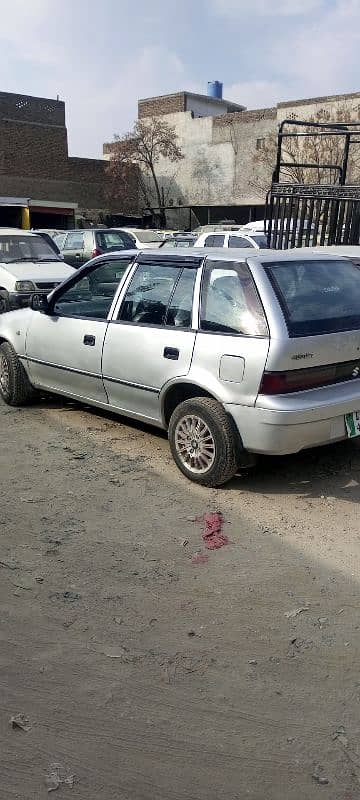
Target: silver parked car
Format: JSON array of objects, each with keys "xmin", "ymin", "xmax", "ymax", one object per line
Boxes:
[{"xmin": 1, "ymin": 248, "xmax": 360, "ymax": 487}]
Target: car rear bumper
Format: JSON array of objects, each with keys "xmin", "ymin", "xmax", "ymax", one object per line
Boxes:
[{"xmin": 225, "ymin": 382, "xmax": 360, "ymax": 454}]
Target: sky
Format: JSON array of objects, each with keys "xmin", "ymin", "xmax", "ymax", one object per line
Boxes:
[{"xmin": 1, "ymin": 0, "xmax": 359, "ymax": 159}]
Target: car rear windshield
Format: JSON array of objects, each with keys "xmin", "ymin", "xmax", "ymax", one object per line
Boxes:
[
  {"xmin": 133, "ymin": 230, "xmax": 163, "ymax": 243},
  {"xmin": 0, "ymin": 234, "xmax": 61, "ymax": 263},
  {"xmin": 265, "ymin": 259, "xmax": 360, "ymax": 336},
  {"xmin": 96, "ymin": 230, "xmax": 134, "ymax": 250}
]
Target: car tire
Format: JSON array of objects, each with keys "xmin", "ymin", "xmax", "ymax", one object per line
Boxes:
[
  {"xmin": 168, "ymin": 397, "xmax": 238, "ymax": 487},
  {"xmin": 0, "ymin": 291, "xmax": 10, "ymax": 314},
  {"xmin": 0, "ymin": 342, "xmax": 37, "ymax": 406}
]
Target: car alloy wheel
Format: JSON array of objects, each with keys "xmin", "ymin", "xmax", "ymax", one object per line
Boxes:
[{"xmin": 174, "ymin": 413, "xmax": 216, "ymax": 474}]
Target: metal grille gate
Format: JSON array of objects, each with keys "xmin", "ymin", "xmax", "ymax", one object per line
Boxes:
[{"xmin": 265, "ymin": 119, "xmax": 360, "ymax": 249}]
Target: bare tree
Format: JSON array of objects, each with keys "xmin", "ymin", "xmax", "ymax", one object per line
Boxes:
[
  {"xmin": 107, "ymin": 117, "xmax": 183, "ymax": 227},
  {"xmin": 105, "ymin": 154, "xmax": 140, "ymax": 215},
  {"xmin": 252, "ymin": 102, "xmax": 360, "ymax": 198}
]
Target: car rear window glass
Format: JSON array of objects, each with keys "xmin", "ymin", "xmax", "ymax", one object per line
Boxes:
[
  {"xmin": 63, "ymin": 232, "xmax": 84, "ymax": 250},
  {"xmin": 265, "ymin": 259, "xmax": 360, "ymax": 336},
  {"xmin": 204, "ymin": 235, "xmax": 225, "ymax": 247},
  {"xmin": 96, "ymin": 231, "xmax": 134, "ymax": 250},
  {"xmin": 118, "ymin": 263, "xmax": 182, "ymax": 325},
  {"xmin": 228, "ymin": 236, "xmax": 252, "ymax": 248},
  {"xmin": 165, "ymin": 268, "xmax": 197, "ymax": 328},
  {"xmin": 133, "ymin": 230, "xmax": 163, "ymax": 243},
  {"xmin": 200, "ymin": 260, "xmax": 268, "ymax": 336}
]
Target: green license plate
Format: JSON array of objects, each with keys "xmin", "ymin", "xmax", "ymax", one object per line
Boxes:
[{"xmin": 345, "ymin": 412, "xmax": 360, "ymax": 438}]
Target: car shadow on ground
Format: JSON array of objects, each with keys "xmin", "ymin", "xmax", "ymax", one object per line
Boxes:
[
  {"xmin": 38, "ymin": 394, "xmax": 360, "ymax": 504},
  {"xmin": 230, "ymin": 440, "xmax": 360, "ymax": 504}
]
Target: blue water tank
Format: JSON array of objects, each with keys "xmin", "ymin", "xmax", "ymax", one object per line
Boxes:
[{"xmin": 207, "ymin": 81, "xmax": 223, "ymax": 100}]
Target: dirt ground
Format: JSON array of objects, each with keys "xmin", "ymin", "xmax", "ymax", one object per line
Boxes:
[{"xmin": 1, "ymin": 395, "xmax": 360, "ymax": 800}]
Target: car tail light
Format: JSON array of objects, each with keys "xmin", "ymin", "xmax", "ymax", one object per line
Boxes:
[
  {"xmin": 260, "ymin": 360, "xmax": 360, "ymax": 395},
  {"xmin": 91, "ymin": 247, "xmax": 103, "ymax": 258}
]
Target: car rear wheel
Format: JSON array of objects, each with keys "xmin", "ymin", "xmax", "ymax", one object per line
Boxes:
[
  {"xmin": 0, "ymin": 342, "xmax": 37, "ymax": 405},
  {"xmin": 168, "ymin": 397, "xmax": 238, "ymax": 486}
]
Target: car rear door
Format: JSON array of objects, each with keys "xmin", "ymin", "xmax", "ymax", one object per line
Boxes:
[
  {"xmin": 102, "ymin": 256, "xmax": 199, "ymax": 422},
  {"xmin": 62, "ymin": 231, "xmax": 86, "ymax": 267}
]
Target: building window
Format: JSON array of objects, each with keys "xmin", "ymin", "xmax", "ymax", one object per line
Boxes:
[{"xmin": 256, "ymin": 138, "xmax": 265, "ymax": 151}]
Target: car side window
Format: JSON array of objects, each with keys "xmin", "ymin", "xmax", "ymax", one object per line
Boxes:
[
  {"xmin": 200, "ymin": 260, "xmax": 268, "ymax": 336},
  {"xmin": 165, "ymin": 268, "xmax": 197, "ymax": 328},
  {"xmin": 204, "ymin": 234, "xmax": 225, "ymax": 247},
  {"xmin": 63, "ymin": 232, "xmax": 85, "ymax": 250},
  {"xmin": 118, "ymin": 263, "xmax": 181, "ymax": 325},
  {"xmin": 53, "ymin": 259, "xmax": 130, "ymax": 320},
  {"xmin": 96, "ymin": 230, "xmax": 134, "ymax": 250},
  {"xmin": 228, "ymin": 236, "xmax": 252, "ymax": 248}
]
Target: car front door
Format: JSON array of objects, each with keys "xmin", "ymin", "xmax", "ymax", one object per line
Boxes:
[
  {"xmin": 25, "ymin": 257, "xmax": 132, "ymax": 402},
  {"xmin": 62, "ymin": 231, "xmax": 86, "ymax": 267},
  {"xmin": 102, "ymin": 258, "xmax": 199, "ymax": 422}
]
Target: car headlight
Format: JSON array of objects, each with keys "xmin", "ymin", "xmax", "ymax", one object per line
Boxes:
[{"xmin": 15, "ymin": 281, "xmax": 36, "ymax": 292}]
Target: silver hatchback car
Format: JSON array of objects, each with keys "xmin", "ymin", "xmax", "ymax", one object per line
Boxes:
[{"xmin": 1, "ymin": 248, "xmax": 360, "ymax": 487}]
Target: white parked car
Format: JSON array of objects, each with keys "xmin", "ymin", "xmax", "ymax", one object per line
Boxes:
[
  {"xmin": 194, "ymin": 229, "xmax": 269, "ymax": 249},
  {"xmin": 0, "ymin": 229, "xmax": 74, "ymax": 314},
  {"xmin": 116, "ymin": 228, "xmax": 163, "ymax": 249}
]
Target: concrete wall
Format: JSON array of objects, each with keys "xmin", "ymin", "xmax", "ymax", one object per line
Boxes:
[{"xmin": 146, "ymin": 91, "xmax": 360, "ymax": 213}]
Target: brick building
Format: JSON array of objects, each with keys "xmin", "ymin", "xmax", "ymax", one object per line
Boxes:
[
  {"xmin": 105, "ymin": 86, "xmax": 360, "ymax": 229},
  {"xmin": 0, "ymin": 91, "xmax": 110, "ymax": 229}
]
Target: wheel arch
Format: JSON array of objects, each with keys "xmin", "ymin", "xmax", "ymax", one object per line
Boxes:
[{"xmin": 161, "ymin": 380, "xmax": 222, "ymax": 427}]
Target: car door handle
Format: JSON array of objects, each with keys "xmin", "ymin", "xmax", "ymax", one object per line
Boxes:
[
  {"xmin": 163, "ymin": 347, "xmax": 179, "ymax": 360},
  {"xmin": 83, "ymin": 335, "xmax": 96, "ymax": 346}
]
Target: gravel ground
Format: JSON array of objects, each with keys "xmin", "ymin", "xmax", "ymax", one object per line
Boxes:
[{"xmin": 1, "ymin": 395, "xmax": 360, "ymax": 799}]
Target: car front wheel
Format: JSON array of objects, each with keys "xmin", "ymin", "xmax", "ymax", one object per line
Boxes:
[
  {"xmin": 0, "ymin": 342, "xmax": 37, "ymax": 405},
  {"xmin": 168, "ymin": 397, "xmax": 238, "ymax": 487}
]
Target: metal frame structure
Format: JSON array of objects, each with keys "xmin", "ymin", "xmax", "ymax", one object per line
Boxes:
[{"xmin": 265, "ymin": 119, "xmax": 360, "ymax": 248}]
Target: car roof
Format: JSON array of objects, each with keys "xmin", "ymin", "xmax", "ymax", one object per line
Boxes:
[
  {"xmin": 0, "ymin": 227, "xmax": 37, "ymax": 236},
  {"xmin": 197, "ymin": 229, "xmax": 255, "ymax": 236},
  {"xmin": 304, "ymin": 245, "xmax": 360, "ymax": 256},
  {"xmin": 87, "ymin": 247, "xmax": 354, "ymax": 267},
  {"xmin": 62, "ymin": 228, "xmax": 125, "ymax": 234}
]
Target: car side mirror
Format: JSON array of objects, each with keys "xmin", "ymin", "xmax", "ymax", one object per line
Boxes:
[{"xmin": 31, "ymin": 293, "xmax": 51, "ymax": 314}]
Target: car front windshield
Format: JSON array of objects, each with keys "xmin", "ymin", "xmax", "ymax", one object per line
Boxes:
[
  {"xmin": 133, "ymin": 230, "xmax": 163, "ymax": 243},
  {"xmin": 0, "ymin": 234, "xmax": 61, "ymax": 263}
]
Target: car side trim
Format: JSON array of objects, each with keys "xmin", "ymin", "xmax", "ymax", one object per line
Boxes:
[
  {"xmin": 21, "ymin": 355, "xmax": 159, "ymax": 394},
  {"xmin": 21, "ymin": 356, "xmax": 102, "ymax": 380},
  {"xmin": 103, "ymin": 375, "xmax": 159, "ymax": 394}
]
